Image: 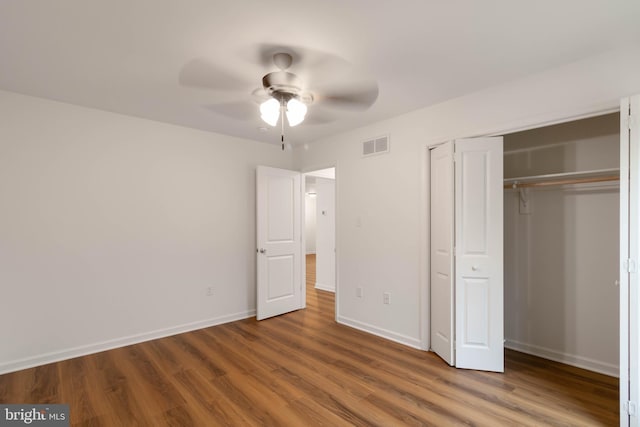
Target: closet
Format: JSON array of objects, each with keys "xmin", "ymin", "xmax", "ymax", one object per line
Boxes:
[{"xmin": 502, "ymin": 112, "xmax": 620, "ymax": 376}]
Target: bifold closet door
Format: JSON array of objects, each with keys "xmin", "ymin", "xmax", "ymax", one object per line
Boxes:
[
  {"xmin": 430, "ymin": 142, "xmax": 455, "ymax": 365},
  {"xmin": 429, "ymin": 138, "xmax": 503, "ymax": 372},
  {"xmin": 454, "ymin": 137, "xmax": 504, "ymax": 373}
]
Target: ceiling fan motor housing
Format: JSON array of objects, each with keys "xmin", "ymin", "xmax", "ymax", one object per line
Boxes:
[{"xmin": 262, "ymin": 71, "xmax": 303, "ymax": 102}]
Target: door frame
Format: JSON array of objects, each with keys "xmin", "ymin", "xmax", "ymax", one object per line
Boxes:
[
  {"xmin": 622, "ymin": 95, "xmax": 640, "ymax": 427},
  {"xmin": 301, "ymin": 163, "xmax": 339, "ymax": 321}
]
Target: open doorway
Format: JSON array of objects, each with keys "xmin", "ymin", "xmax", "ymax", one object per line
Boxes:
[
  {"xmin": 502, "ymin": 112, "xmax": 620, "ymax": 376},
  {"xmin": 303, "ymin": 167, "xmax": 336, "ymax": 313}
]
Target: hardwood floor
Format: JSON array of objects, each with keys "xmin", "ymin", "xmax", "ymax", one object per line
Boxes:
[{"xmin": 0, "ymin": 254, "xmax": 618, "ymax": 426}]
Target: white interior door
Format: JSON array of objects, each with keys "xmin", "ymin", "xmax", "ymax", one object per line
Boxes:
[
  {"xmin": 454, "ymin": 137, "xmax": 504, "ymax": 372},
  {"xmin": 430, "ymin": 142, "xmax": 455, "ymax": 365},
  {"xmin": 256, "ymin": 166, "xmax": 303, "ymax": 320}
]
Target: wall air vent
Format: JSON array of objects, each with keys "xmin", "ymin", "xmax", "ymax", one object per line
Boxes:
[{"xmin": 362, "ymin": 135, "xmax": 390, "ymax": 157}]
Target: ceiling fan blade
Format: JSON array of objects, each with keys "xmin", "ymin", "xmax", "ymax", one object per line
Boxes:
[
  {"xmin": 315, "ymin": 81, "xmax": 379, "ymax": 111},
  {"xmin": 305, "ymin": 107, "xmax": 341, "ymax": 125},
  {"xmin": 251, "ymin": 87, "xmax": 271, "ymax": 103},
  {"xmin": 179, "ymin": 58, "xmax": 252, "ymax": 91},
  {"xmin": 204, "ymin": 101, "xmax": 257, "ymax": 121}
]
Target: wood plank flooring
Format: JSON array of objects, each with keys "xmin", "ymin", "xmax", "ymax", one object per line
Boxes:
[{"xmin": 0, "ymin": 254, "xmax": 618, "ymax": 426}]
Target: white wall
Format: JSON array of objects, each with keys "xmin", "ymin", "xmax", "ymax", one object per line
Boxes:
[
  {"xmin": 305, "ymin": 194, "xmax": 317, "ymax": 254},
  {"xmin": 504, "ymin": 114, "xmax": 620, "ymax": 376},
  {"xmin": 315, "ymin": 178, "xmax": 335, "ymax": 292},
  {"xmin": 504, "ymin": 113, "xmax": 620, "ymax": 177},
  {"xmin": 294, "ymin": 47, "xmax": 640, "ymax": 349},
  {"xmin": 0, "ymin": 90, "xmax": 293, "ymax": 374}
]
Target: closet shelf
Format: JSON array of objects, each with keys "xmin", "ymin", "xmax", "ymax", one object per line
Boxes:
[{"xmin": 504, "ymin": 168, "xmax": 619, "ymax": 189}]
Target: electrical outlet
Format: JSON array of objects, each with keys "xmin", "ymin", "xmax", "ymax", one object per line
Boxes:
[
  {"xmin": 356, "ymin": 287, "xmax": 363, "ymax": 298},
  {"xmin": 206, "ymin": 287, "xmax": 214, "ymax": 296},
  {"xmin": 383, "ymin": 292, "xmax": 390, "ymax": 305}
]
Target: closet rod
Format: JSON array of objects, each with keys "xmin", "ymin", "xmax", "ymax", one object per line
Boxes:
[{"xmin": 504, "ymin": 175, "xmax": 619, "ymax": 189}]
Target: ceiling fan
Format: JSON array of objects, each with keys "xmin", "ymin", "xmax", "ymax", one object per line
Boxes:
[
  {"xmin": 259, "ymin": 52, "xmax": 314, "ymax": 148},
  {"xmin": 179, "ymin": 45, "xmax": 379, "ymax": 149}
]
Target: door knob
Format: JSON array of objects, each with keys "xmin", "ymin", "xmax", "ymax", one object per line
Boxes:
[
  {"xmin": 471, "ymin": 265, "xmax": 478, "ymax": 271},
  {"xmin": 259, "ymin": 248, "xmax": 266, "ymax": 254}
]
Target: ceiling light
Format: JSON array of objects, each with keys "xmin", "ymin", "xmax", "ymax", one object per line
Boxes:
[
  {"xmin": 286, "ymin": 98, "xmax": 307, "ymax": 127},
  {"xmin": 259, "ymin": 96, "xmax": 307, "ymax": 127},
  {"xmin": 259, "ymin": 91, "xmax": 309, "ymax": 150},
  {"xmin": 260, "ymin": 98, "xmax": 280, "ymax": 126}
]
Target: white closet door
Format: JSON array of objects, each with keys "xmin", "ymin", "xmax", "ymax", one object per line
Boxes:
[
  {"xmin": 430, "ymin": 142, "xmax": 455, "ymax": 365},
  {"xmin": 454, "ymin": 137, "xmax": 504, "ymax": 372}
]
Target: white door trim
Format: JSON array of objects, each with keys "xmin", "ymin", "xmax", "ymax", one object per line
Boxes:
[
  {"xmin": 621, "ymin": 95, "xmax": 640, "ymax": 427},
  {"xmin": 620, "ymin": 97, "xmax": 630, "ymax": 427}
]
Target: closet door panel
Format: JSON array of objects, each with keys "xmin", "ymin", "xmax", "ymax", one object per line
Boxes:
[
  {"xmin": 460, "ymin": 277, "xmax": 490, "ymax": 347},
  {"xmin": 459, "ymin": 150, "xmax": 489, "ymax": 256},
  {"xmin": 455, "ymin": 137, "xmax": 504, "ymax": 372},
  {"xmin": 430, "ymin": 142, "xmax": 455, "ymax": 365}
]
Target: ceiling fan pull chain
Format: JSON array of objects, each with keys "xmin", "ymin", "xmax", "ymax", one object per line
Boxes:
[{"xmin": 281, "ymin": 100, "xmax": 285, "ymax": 150}]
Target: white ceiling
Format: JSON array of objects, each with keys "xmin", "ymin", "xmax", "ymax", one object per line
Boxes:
[{"xmin": 1, "ymin": 1, "xmax": 639, "ymax": 147}]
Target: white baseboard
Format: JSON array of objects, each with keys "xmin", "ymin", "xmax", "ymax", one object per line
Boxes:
[
  {"xmin": 0, "ymin": 310, "xmax": 255, "ymax": 375},
  {"xmin": 314, "ymin": 282, "xmax": 335, "ymax": 293},
  {"xmin": 505, "ymin": 339, "xmax": 619, "ymax": 377},
  {"xmin": 337, "ymin": 315, "xmax": 422, "ymax": 349}
]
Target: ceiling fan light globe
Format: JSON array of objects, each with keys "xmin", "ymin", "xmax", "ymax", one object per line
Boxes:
[
  {"xmin": 260, "ymin": 98, "xmax": 280, "ymax": 126},
  {"xmin": 286, "ymin": 98, "xmax": 307, "ymax": 127},
  {"xmin": 261, "ymin": 112, "xmax": 279, "ymax": 126}
]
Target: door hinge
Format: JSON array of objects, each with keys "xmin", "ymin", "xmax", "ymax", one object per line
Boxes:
[
  {"xmin": 626, "ymin": 113, "xmax": 638, "ymax": 130},
  {"xmin": 624, "ymin": 259, "xmax": 637, "ymax": 273},
  {"xmin": 623, "ymin": 401, "xmax": 637, "ymax": 416}
]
